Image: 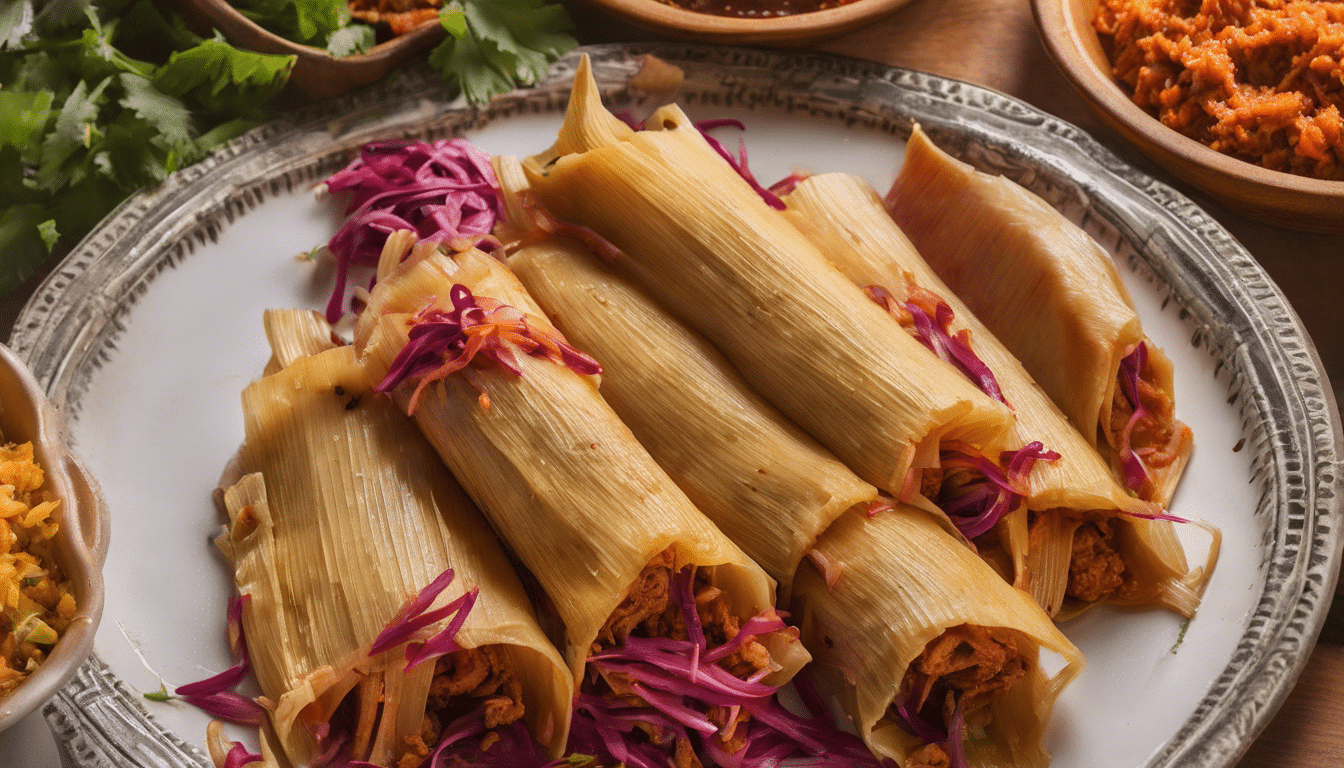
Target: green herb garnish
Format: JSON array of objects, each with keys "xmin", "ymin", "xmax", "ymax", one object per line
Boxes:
[{"xmin": 143, "ymin": 683, "xmax": 172, "ymax": 701}]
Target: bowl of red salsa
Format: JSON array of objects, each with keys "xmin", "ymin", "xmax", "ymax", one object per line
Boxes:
[{"xmin": 589, "ymin": 0, "xmax": 915, "ymax": 45}]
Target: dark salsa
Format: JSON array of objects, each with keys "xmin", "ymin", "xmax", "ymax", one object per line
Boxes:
[{"xmin": 661, "ymin": 0, "xmax": 861, "ymax": 17}]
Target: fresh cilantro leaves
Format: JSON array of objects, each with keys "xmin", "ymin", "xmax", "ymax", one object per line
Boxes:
[
  {"xmin": 0, "ymin": 0, "xmax": 295, "ymax": 296},
  {"xmin": 233, "ymin": 0, "xmax": 350, "ymax": 48},
  {"xmin": 430, "ymin": 0, "xmax": 576, "ymax": 105},
  {"xmin": 325, "ymin": 23, "xmax": 374, "ymax": 57},
  {"xmin": 0, "ymin": 0, "xmax": 576, "ymax": 298}
]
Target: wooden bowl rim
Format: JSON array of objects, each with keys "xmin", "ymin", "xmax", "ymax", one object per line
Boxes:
[
  {"xmin": 588, "ymin": 0, "xmax": 916, "ymax": 41},
  {"xmin": 186, "ymin": 0, "xmax": 444, "ymax": 65},
  {"xmin": 1032, "ymin": 0, "xmax": 1344, "ymax": 198}
]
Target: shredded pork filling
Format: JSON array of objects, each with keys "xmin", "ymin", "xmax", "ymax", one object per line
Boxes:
[
  {"xmin": 891, "ymin": 624, "xmax": 1026, "ymax": 754},
  {"xmin": 906, "ymin": 742, "xmax": 952, "ymax": 768},
  {"xmin": 1109, "ymin": 372, "xmax": 1182, "ymax": 474},
  {"xmin": 1027, "ymin": 511, "xmax": 1134, "ymax": 604},
  {"xmin": 397, "ymin": 645, "xmax": 524, "ymax": 768},
  {"xmin": 587, "ymin": 551, "xmax": 776, "ymax": 765},
  {"xmin": 1065, "ymin": 520, "xmax": 1130, "ymax": 603}
]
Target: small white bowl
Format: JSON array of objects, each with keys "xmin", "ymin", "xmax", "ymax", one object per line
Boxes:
[{"xmin": 0, "ymin": 343, "xmax": 107, "ymax": 731}]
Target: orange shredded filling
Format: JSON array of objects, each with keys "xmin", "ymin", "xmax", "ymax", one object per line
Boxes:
[
  {"xmin": 1095, "ymin": 0, "xmax": 1344, "ymax": 179},
  {"xmin": 348, "ymin": 0, "xmax": 442, "ymax": 35},
  {"xmin": 0, "ymin": 442, "xmax": 74, "ymax": 700}
]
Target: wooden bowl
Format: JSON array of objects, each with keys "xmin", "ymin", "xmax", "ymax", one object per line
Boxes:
[
  {"xmin": 1032, "ymin": 0, "xmax": 1344, "ymax": 233},
  {"xmin": 0, "ymin": 344, "xmax": 107, "ymax": 732},
  {"xmin": 584, "ymin": 0, "xmax": 917, "ymax": 46},
  {"xmin": 175, "ymin": 0, "xmax": 446, "ymax": 99}
]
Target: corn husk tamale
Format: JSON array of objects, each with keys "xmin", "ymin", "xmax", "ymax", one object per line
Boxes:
[
  {"xmin": 520, "ymin": 56, "xmax": 1012, "ymax": 496},
  {"xmin": 792, "ymin": 504, "xmax": 1084, "ymax": 767},
  {"xmin": 885, "ymin": 126, "xmax": 1193, "ymax": 507},
  {"xmin": 505, "ymin": 234, "xmax": 879, "ymax": 601},
  {"xmin": 215, "ymin": 310, "xmax": 572, "ymax": 766},
  {"xmin": 351, "ymin": 232, "xmax": 809, "ymax": 688},
  {"xmin": 781, "ymin": 172, "xmax": 1205, "ymax": 618}
]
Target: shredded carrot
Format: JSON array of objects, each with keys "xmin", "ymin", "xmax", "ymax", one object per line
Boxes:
[{"xmin": 0, "ymin": 442, "xmax": 74, "ymax": 699}]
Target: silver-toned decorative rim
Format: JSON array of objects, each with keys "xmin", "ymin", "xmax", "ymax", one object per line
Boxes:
[{"xmin": 12, "ymin": 44, "xmax": 1343, "ymax": 768}]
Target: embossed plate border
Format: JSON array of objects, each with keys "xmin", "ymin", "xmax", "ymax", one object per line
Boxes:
[{"xmin": 10, "ymin": 44, "xmax": 1343, "ymax": 768}]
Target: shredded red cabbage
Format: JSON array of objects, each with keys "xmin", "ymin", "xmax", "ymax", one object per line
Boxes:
[
  {"xmin": 937, "ymin": 442, "xmax": 1059, "ymax": 539},
  {"xmin": 612, "ymin": 110, "xmax": 645, "ymax": 130},
  {"xmin": 178, "ymin": 595, "xmax": 250, "ymax": 696},
  {"xmin": 222, "ymin": 742, "xmax": 263, "ymax": 768},
  {"xmin": 322, "ymin": 139, "xmax": 505, "ymax": 323},
  {"xmin": 694, "ymin": 119, "xmax": 787, "ymax": 211},
  {"xmin": 944, "ymin": 707, "xmax": 968, "ymax": 768},
  {"xmin": 575, "ymin": 566, "xmax": 889, "ymax": 767},
  {"xmin": 767, "ymin": 172, "xmax": 809, "ymax": 197},
  {"xmin": 515, "ymin": 190, "xmax": 625, "ymax": 262},
  {"xmin": 375, "ymin": 284, "xmax": 602, "ymax": 414},
  {"xmin": 1117, "ymin": 342, "xmax": 1151, "ymax": 494},
  {"xmin": 369, "ymin": 567, "xmax": 480, "ymax": 671},
  {"xmin": 890, "ymin": 677, "xmax": 970, "ymax": 768},
  {"xmin": 863, "ymin": 498, "xmax": 895, "ymax": 518},
  {"xmin": 177, "ymin": 595, "xmax": 267, "ymax": 726},
  {"xmin": 865, "ymin": 285, "xmax": 1005, "ymax": 404},
  {"xmin": 416, "ymin": 712, "xmax": 555, "ymax": 768},
  {"xmin": 182, "ymin": 691, "xmax": 267, "ymax": 727}
]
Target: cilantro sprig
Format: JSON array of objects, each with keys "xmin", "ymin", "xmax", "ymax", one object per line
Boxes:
[
  {"xmin": 430, "ymin": 0, "xmax": 577, "ymax": 105},
  {"xmin": 0, "ymin": 0, "xmax": 575, "ymax": 298},
  {"xmin": 0, "ymin": 0, "xmax": 295, "ymax": 295}
]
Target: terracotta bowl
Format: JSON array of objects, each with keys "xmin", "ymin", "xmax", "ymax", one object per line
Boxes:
[
  {"xmin": 175, "ymin": 0, "xmax": 446, "ymax": 99},
  {"xmin": 583, "ymin": 0, "xmax": 917, "ymax": 46},
  {"xmin": 0, "ymin": 344, "xmax": 107, "ymax": 732},
  {"xmin": 1032, "ymin": 0, "xmax": 1344, "ymax": 233}
]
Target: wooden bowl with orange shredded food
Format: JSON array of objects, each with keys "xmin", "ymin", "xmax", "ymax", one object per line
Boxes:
[
  {"xmin": 0, "ymin": 345, "xmax": 107, "ymax": 732},
  {"xmin": 177, "ymin": 0, "xmax": 447, "ymax": 99},
  {"xmin": 586, "ymin": 0, "xmax": 917, "ymax": 45},
  {"xmin": 1033, "ymin": 0, "xmax": 1344, "ymax": 233}
]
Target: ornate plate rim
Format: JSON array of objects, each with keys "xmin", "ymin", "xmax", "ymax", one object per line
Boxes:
[{"xmin": 10, "ymin": 43, "xmax": 1344, "ymax": 768}]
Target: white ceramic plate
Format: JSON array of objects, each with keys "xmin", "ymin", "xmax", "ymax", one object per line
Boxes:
[{"xmin": 8, "ymin": 44, "xmax": 1343, "ymax": 768}]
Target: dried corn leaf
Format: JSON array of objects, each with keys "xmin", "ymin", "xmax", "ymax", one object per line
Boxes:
[
  {"xmin": 353, "ymin": 239, "xmax": 807, "ymax": 685},
  {"xmin": 520, "ymin": 56, "xmax": 1012, "ymax": 496}
]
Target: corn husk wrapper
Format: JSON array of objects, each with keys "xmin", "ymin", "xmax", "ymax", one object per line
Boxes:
[
  {"xmin": 781, "ymin": 173, "xmax": 1201, "ymax": 617},
  {"xmin": 352, "ymin": 235, "xmax": 809, "ymax": 686},
  {"xmin": 506, "ymin": 234, "xmax": 879, "ymax": 600},
  {"xmin": 792, "ymin": 504, "xmax": 1084, "ymax": 767},
  {"xmin": 519, "ymin": 57, "xmax": 1012, "ymax": 496},
  {"xmin": 215, "ymin": 310, "xmax": 572, "ymax": 766},
  {"xmin": 885, "ymin": 126, "xmax": 1193, "ymax": 507}
]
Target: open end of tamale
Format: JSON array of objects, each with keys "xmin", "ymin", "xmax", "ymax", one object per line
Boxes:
[
  {"xmin": 791, "ymin": 504, "xmax": 1083, "ymax": 768},
  {"xmin": 1101, "ymin": 340, "xmax": 1195, "ymax": 506},
  {"xmin": 213, "ymin": 307, "xmax": 574, "ymax": 766},
  {"xmin": 576, "ymin": 546, "xmax": 805, "ymax": 760},
  {"xmin": 884, "ymin": 623, "xmax": 1031, "ymax": 766}
]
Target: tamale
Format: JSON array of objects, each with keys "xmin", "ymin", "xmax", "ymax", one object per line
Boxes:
[
  {"xmin": 520, "ymin": 56, "xmax": 1012, "ymax": 496},
  {"xmin": 215, "ymin": 311, "xmax": 572, "ymax": 767},
  {"xmin": 792, "ymin": 504, "xmax": 1084, "ymax": 767},
  {"xmin": 350, "ymin": 233, "xmax": 810, "ymax": 695},
  {"xmin": 781, "ymin": 172, "xmax": 1204, "ymax": 618},
  {"xmin": 885, "ymin": 126, "xmax": 1193, "ymax": 507},
  {"xmin": 506, "ymin": 233, "xmax": 879, "ymax": 600}
]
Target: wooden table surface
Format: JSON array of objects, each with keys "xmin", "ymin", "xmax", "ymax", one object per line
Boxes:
[{"xmin": 0, "ymin": 0, "xmax": 1339, "ymax": 764}]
